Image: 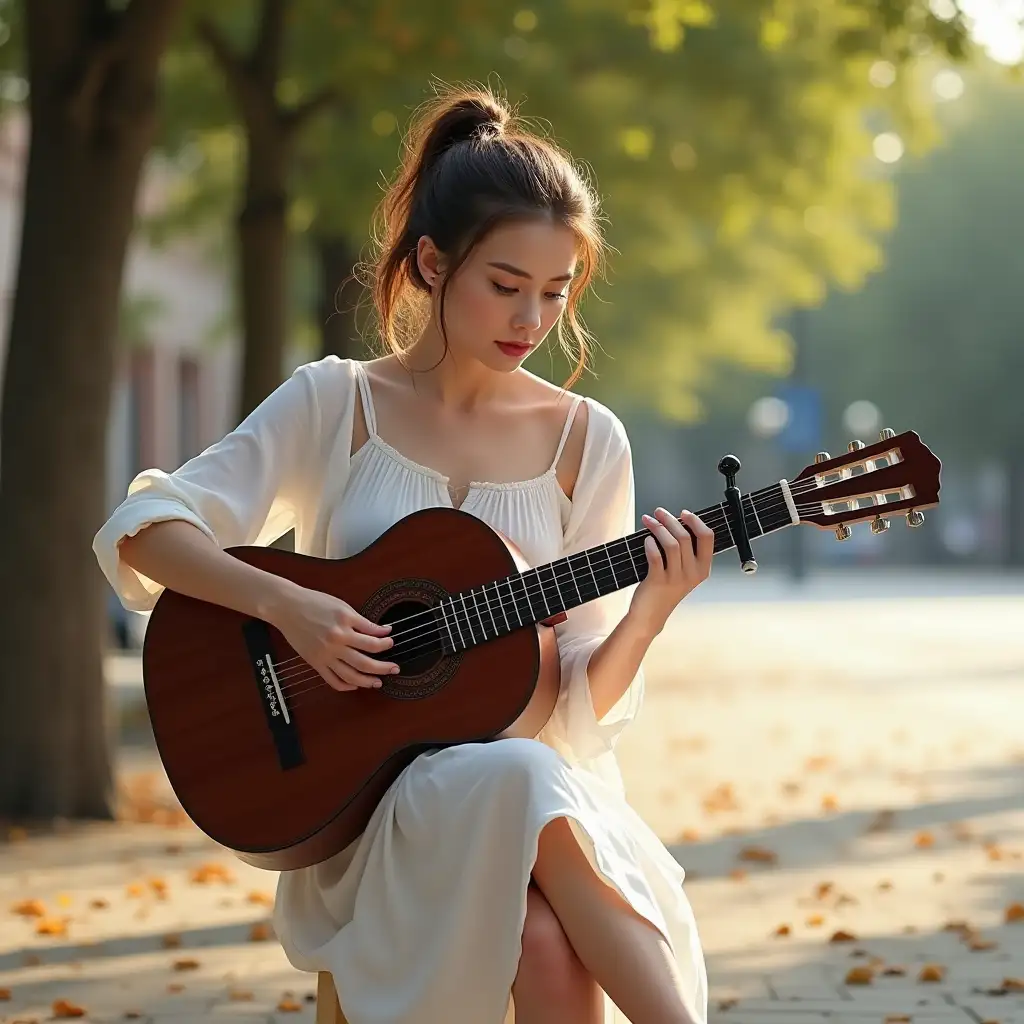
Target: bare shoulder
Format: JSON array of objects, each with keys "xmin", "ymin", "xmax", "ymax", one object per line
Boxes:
[{"xmin": 517, "ymin": 370, "xmax": 590, "ymax": 500}]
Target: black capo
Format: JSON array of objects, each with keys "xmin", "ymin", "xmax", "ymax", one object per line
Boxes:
[{"xmin": 717, "ymin": 454, "xmax": 757, "ymax": 574}]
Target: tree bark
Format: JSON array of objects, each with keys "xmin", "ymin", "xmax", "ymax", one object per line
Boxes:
[
  {"xmin": 199, "ymin": 3, "xmax": 334, "ymax": 422},
  {"xmin": 316, "ymin": 233, "xmax": 366, "ymax": 362},
  {"xmin": 0, "ymin": 0, "xmax": 182, "ymax": 821}
]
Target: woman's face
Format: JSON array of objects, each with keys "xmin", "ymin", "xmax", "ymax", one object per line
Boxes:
[{"xmin": 418, "ymin": 218, "xmax": 578, "ymax": 372}]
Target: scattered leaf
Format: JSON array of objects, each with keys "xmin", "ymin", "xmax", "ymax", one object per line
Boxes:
[
  {"xmin": 1004, "ymin": 977, "xmax": 1024, "ymax": 992},
  {"xmin": 125, "ymin": 883, "xmax": 144, "ymax": 899},
  {"xmin": 773, "ymin": 924, "xmax": 790, "ymax": 937},
  {"xmin": 11, "ymin": 899, "xmax": 46, "ymax": 918},
  {"xmin": 1005, "ymin": 902, "xmax": 1024, "ymax": 923},
  {"xmin": 844, "ymin": 966, "xmax": 874, "ymax": 985},
  {"xmin": 738, "ymin": 845, "xmax": 777, "ymax": 864},
  {"xmin": 676, "ymin": 828, "xmax": 700, "ymax": 843},
  {"xmin": 829, "ymin": 929, "xmax": 857, "ymax": 943},
  {"xmin": 89, "ymin": 898, "xmax": 109, "ymax": 910},
  {"xmin": 35, "ymin": 918, "xmax": 68, "ymax": 937},
  {"xmin": 249, "ymin": 922, "xmax": 273, "ymax": 942},
  {"xmin": 913, "ymin": 830, "xmax": 935, "ymax": 849},
  {"xmin": 805, "ymin": 755, "xmax": 833, "ymax": 772},
  {"xmin": 0, "ymin": 987, "xmax": 11, "ymax": 1000},
  {"xmin": 167, "ymin": 983, "xmax": 185, "ymax": 994},
  {"xmin": 728, "ymin": 868, "xmax": 747, "ymax": 882},
  {"xmin": 821, "ymin": 794, "xmax": 838, "ymax": 812},
  {"xmin": 277, "ymin": 997, "xmax": 302, "ymax": 1012},
  {"xmin": 52, "ymin": 999, "xmax": 86, "ymax": 1018},
  {"xmin": 123, "ymin": 1011, "xmax": 143, "ymax": 1019},
  {"xmin": 189, "ymin": 862, "xmax": 235, "ymax": 885},
  {"xmin": 246, "ymin": 891, "xmax": 274, "ymax": 906},
  {"xmin": 878, "ymin": 880, "xmax": 893, "ymax": 891},
  {"xmin": 918, "ymin": 963, "xmax": 946, "ymax": 982},
  {"xmin": 968, "ymin": 936, "xmax": 998, "ymax": 952},
  {"xmin": 881, "ymin": 966, "xmax": 907, "ymax": 976},
  {"xmin": 173, "ymin": 959, "xmax": 200, "ymax": 972},
  {"xmin": 228, "ymin": 989, "xmax": 254, "ymax": 1001},
  {"xmin": 161, "ymin": 934, "xmax": 182, "ymax": 949},
  {"xmin": 814, "ymin": 882, "xmax": 834, "ymax": 899},
  {"xmin": 883, "ymin": 1016, "xmax": 911, "ymax": 1023},
  {"xmin": 805, "ymin": 914, "xmax": 825, "ymax": 928}
]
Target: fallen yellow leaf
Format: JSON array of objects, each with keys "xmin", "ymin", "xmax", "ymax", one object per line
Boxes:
[
  {"xmin": 246, "ymin": 891, "xmax": 274, "ymax": 906},
  {"xmin": 11, "ymin": 899, "xmax": 46, "ymax": 917},
  {"xmin": 35, "ymin": 918, "xmax": 68, "ymax": 937},
  {"xmin": 52, "ymin": 999, "xmax": 86, "ymax": 1018},
  {"xmin": 172, "ymin": 959, "xmax": 200, "ymax": 972},
  {"xmin": 829, "ymin": 930, "xmax": 857, "ymax": 943},
  {"xmin": 249, "ymin": 922, "xmax": 273, "ymax": 942},
  {"xmin": 277, "ymin": 997, "xmax": 302, "ymax": 1012},
  {"xmin": 918, "ymin": 963, "xmax": 946, "ymax": 982},
  {"xmin": 1005, "ymin": 902, "xmax": 1024, "ymax": 923},
  {"xmin": 805, "ymin": 914, "xmax": 825, "ymax": 928},
  {"xmin": 914, "ymin": 830, "xmax": 935, "ymax": 849},
  {"xmin": 773, "ymin": 924, "xmax": 791, "ymax": 937},
  {"xmin": 161, "ymin": 934, "xmax": 182, "ymax": 949},
  {"xmin": 844, "ymin": 966, "xmax": 874, "ymax": 985}
]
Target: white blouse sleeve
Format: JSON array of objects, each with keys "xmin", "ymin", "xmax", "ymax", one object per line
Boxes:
[
  {"xmin": 93, "ymin": 362, "xmax": 323, "ymax": 612},
  {"xmin": 543, "ymin": 401, "xmax": 645, "ymax": 762}
]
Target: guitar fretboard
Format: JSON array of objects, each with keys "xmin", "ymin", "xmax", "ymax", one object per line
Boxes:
[{"xmin": 433, "ymin": 480, "xmax": 797, "ymax": 653}]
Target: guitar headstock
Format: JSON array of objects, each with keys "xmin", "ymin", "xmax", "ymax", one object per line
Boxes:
[{"xmin": 791, "ymin": 429, "xmax": 941, "ymax": 536}]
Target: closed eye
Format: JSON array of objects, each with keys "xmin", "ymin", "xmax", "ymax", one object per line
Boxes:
[{"xmin": 492, "ymin": 282, "xmax": 568, "ymax": 300}]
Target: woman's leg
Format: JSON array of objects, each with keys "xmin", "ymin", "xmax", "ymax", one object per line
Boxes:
[
  {"xmin": 512, "ymin": 882, "xmax": 602, "ymax": 1024},
  {"xmin": 532, "ymin": 817, "xmax": 699, "ymax": 1024}
]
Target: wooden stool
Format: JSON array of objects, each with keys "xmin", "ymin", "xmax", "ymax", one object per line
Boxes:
[{"xmin": 316, "ymin": 971, "xmax": 348, "ymax": 1024}]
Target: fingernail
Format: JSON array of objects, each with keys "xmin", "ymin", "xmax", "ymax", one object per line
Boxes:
[
  {"xmin": 391, "ymin": 666, "xmax": 400, "ymax": 674},
  {"xmin": 375, "ymin": 680, "xmax": 383, "ymax": 688}
]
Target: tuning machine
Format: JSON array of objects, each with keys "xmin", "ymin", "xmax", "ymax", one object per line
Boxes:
[
  {"xmin": 835, "ymin": 524, "xmax": 852, "ymax": 541},
  {"xmin": 906, "ymin": 510, "xmax": 925, "ymax": 528},
  {"xmin": 871, "ymin": 515, "xmax": 890, "ymax": 535},
  {"xmin": 848, "ymin": 440, "xmax": 866, "ymax": 452}
]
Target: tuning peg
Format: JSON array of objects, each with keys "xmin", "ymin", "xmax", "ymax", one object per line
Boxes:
[
  {"xmin": 848, "ymin": 440, "xmax": 866, "ymax": 452},
  {"xmin": 814, "ymin": 451, "xmax": 831, "ymax": 464},
  {"xmin": 870, "ymin": 515, "xmax": 891, "ymax": 535},
  {"xmin": 835, "ymin": 524, "xmax": 852, "ymax": 541},
  {"xmin": 879, "ymin": 427, "xmax": 896, "ymax": 441},
  {"xmin": 906, "ymin": 510, "xmax": 925, "ymax": 528}
]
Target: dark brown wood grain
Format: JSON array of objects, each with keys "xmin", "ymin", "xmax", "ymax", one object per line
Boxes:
[{"xmin": 142, "ymin": 507, "xmax": 561, "ymax": 870}]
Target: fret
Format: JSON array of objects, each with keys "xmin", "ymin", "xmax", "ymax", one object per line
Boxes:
[
  {"xmin": 513, "ymin": 574, "xmax": 532, "ymax": 623},
  {"xmin": 458, "ymin": 593, "xmax": 476, "ymax": 647},
  {"xmin": 482, "ymin": 582, "xmax": 500, "ymax": 637},
  {"xmin": 438, "ymin": 601, "xmax": 456, "ymax": 653},
  {"xmin": 495, "ymin": 580, "xmax": 513, "ymax": 633},
  {"xmin": 745, "ymin": 492, "xmax": 765, "ymax": 538},
  {"xmin": 449, "ymin": 597, "xmax": 467, "ymax": 651},
  {"xmin": 538, "ymin": 563, "xmax": 563, "ymax": 615}
]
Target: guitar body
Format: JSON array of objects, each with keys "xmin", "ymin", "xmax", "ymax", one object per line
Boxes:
[{"xmin": 142, "ymin": 507, "xmax": 562, "ymax": 871}]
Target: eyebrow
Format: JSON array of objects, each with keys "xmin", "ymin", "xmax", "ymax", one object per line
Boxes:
[{"xmin": 487, "ymin": 261, "xmax": 574, "ymax": 282}]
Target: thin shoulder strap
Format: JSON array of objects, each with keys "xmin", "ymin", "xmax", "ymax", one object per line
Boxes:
[
  {"xmin": 352, "ymin": 361, "xmax": 378, "ymax": 436},
  {"xmin": 550, "ymin": 394, "xmax": 585, "ymax": 471}
]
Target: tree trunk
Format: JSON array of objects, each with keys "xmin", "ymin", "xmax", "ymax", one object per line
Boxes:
[
  {"xmin": 236, "ymin": 173, "xmax": 288, "ymax": 422},
  {"xmin": 0, "ymin": 0, "xmax": 182, "ymax": 821},
  {"xmin": 317, "ymin": 233, "xmax": 366, "ymax": 362}
]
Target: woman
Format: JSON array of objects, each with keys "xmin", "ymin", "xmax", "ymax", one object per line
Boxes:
[{"xmin": 94, "ymin": 85, "xmax": 714, "ymax": 1024}]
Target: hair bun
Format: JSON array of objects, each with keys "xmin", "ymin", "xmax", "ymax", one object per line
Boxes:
[{"xmin": 427, "ymin": 93, "xmax": 509, "ymax": 165}]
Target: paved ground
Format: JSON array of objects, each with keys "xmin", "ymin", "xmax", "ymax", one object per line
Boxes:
[{"xmin": 3, "ymin": 575, "xmax": 1024, "ymax": 1023}]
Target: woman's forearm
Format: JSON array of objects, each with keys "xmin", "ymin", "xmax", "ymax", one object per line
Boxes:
[
  {"xmin": 583, "ymin": 610, "xmax": 660, "ymax": 720},
  {"xmin": 117, "ymin": 519, "xmax": 300, "ymax": 625}
]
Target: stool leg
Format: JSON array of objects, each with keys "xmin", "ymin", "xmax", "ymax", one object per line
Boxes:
[{"xmin": 316, "ymin": 971, "xmax": 347, "ymax": 1024}]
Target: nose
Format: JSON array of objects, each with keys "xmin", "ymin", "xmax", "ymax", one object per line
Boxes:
[{"xmin": 511, "ymin": 296, "xmax": 542, "ymax": 333}]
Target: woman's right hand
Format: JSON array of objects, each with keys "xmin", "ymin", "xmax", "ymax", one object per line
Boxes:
[{"xmin": 269, "ymin": 583, "xmax": 398, "ymax": 692}]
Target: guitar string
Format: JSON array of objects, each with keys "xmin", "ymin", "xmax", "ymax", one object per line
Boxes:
[
  {"xmin": 270, "ymin": 477, "xmax": 827, "ymax": 679},
  {"xmin": 274, "ymin": 493, "xmax": 884, "ymax": 704},
  {"xmin": 272, "ymin": 487, "xmax": 800, "ymax": 685},
  {"xmin": 273, "ymin": 479, "xmax": 889, "ymax": 685}
]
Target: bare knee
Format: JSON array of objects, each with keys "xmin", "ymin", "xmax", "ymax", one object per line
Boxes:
[{"xmin": 515, "ymin": 884, "xmax": 593, "ymax": 1004}]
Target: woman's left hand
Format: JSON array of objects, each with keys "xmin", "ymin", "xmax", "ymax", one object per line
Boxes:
[{"xmin": 628, "ymin": 507, "xmax": 715, "ymax": 636}]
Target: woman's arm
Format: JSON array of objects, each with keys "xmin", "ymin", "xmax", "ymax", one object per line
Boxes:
[{"xmin": 117, "ymin": 519, "xmax": 302, "ymax": 624}]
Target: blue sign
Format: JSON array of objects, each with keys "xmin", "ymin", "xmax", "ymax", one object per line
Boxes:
[{"xmin": 775, "ymin": 383, "xmax": 822, "ymax": 453}]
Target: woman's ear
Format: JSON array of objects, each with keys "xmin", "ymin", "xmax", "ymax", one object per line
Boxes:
[{"xmin": 416, "ymin": 236, "xmax": 447, "ymax": 288}]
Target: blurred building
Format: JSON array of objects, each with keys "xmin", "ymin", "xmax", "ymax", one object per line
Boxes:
[{"xmin": 0, "ymin": 111, "xmax": 241, "ymax": 516}]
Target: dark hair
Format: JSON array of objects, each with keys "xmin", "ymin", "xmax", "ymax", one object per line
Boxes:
[{"xmin": 364, "ymin": 83, "xmax": 606, "ymax": 389}]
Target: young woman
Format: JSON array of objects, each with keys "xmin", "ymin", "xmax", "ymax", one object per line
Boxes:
[{"xmin": 94, "ymin": 85, "xmax": 714, "ymax": 1024}]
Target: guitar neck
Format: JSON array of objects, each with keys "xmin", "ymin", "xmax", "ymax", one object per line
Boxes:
[{"xmin": 439, "ymin": 480, "xmax": 798, "ymax": 652}]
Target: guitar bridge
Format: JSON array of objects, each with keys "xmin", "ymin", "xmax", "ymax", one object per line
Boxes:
[{"xmin": 242, "ymin": 619, "xmax": 305, "ymax": 771}]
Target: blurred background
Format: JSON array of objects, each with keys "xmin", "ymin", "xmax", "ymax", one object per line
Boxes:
[
  {"xmin": 0, "ymin": 0, "xmax": 1022, "ymax": 840},
  {"xmin": 0, "ymin": 5, "xmax": 1023, "ymax": 1019}
]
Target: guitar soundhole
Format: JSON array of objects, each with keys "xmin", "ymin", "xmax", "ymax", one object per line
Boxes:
[
  {"xmin": 379, "ymin": 600, "xmax": 445, "ymax": 677},
  {"xmin": 362, "ymin": 578, "xmax": 461, "ymax": 701}
]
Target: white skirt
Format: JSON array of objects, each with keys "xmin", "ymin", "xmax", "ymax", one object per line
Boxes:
[{"xmin": 274, "ymin": 738, "xmax": 708, "ymax": 1024}]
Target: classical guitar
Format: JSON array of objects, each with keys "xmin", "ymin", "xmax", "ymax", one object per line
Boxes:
[{"xmin": 142, "ymin": 429, "xmax": 941, "ymax": 870}]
